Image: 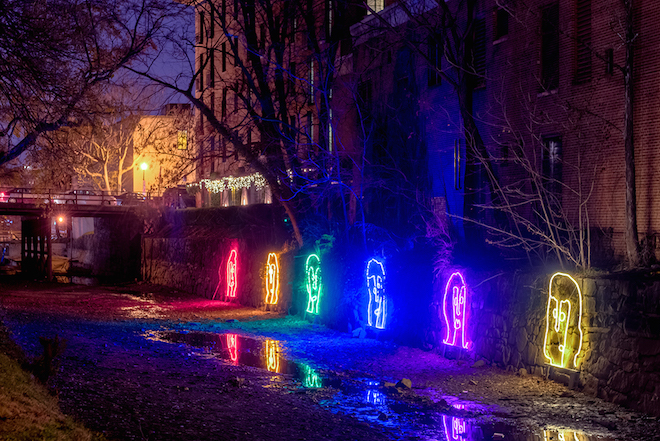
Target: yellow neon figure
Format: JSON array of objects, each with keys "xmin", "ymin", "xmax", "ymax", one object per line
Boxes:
[
  {"xmin": 265, "ymin": 340, "xmax": 279, "ymax": 373},
  {"xmin": 265, "ymin": 253, "xmax": 279, "ymax": 305},
  {"xmin": 543, "ymin": 272, "xmax": 584, "ymax": 369},
  {"xmin": 544, "ymin": 430, "xmax": 580, "ymax": 441}
]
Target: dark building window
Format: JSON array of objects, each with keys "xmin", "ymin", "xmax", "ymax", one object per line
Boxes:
[
  {"xmin": 209, "ymin": 5, "xmax": 215, "ymax": 39},
  {"xmin": 605, "ymin": 48, "xmax": 614, "ymax": 75},
  {"xmin": 198, "ymin": 11, "xmax": 205, "ymax": 44},
  {"xmin": 222, "ymin": 42, "xmax": 227, "ymax": 72},
  {"xmin": 472, "ymin": 18, "xmax": 486, "ymax": 88},
  {"xmin": 197, "ymin": 55, "xmax": 204, "ymax": 91},
  {"xmin": 222, "ymin": 87, "xmax": 227, "ymax": 118},
  {"xmin": 575, "ymin": 0, "xmax": 592, "ymax": 84},
  {"xmin": 540, "ymin": 3, "xmax": 559, "ymax": 91},
  {"xmin": 357, "ymin": 79, "xmax": 372, "ymax": 118},
  {"xmin": 208, "ymin": 49, "xmax": 215, "ymax": 87},
  {"xmin": 494, "ymin": 7, "xmax": 509, "ymax": 40},
  {"xmin": 428, "ymin": 35, "xmax": 441, "ymax": 87},
  {"xmin": 542, "ymin": 136, "xmax": 562, "ymax": 195}
]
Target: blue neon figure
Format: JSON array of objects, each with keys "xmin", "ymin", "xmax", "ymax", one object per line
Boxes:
[{"xmin": 366, "ymin": 258, "xmax": 386, "ymax": 329}]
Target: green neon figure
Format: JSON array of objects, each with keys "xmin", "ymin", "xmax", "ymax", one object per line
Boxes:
[{"xmin": 305, "ymin": 254, "xmax": 321, "ymax": 314}]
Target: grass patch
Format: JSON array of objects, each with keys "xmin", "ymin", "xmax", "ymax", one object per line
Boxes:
[{"xmin": 0, "ymin": 325, "xmax": 105, "ymax": 441}]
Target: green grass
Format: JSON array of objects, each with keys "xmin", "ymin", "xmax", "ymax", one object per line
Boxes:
[{"xmin": 0, "ymin": 327, "xmax": 105, "ymax": 441}]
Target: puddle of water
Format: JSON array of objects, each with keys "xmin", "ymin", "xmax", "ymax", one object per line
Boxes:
[
  {"xmin": 144, "ymin": 329, "xmax": 617, "ymax": 441},
  {"xmin": 145, "ymin": 330, "xmax": 336, "ymax": 388}
]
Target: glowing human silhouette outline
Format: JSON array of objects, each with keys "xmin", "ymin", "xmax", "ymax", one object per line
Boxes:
[
  {"xmin": 226, "ymin": 248, "xmax": 238, "ymax": 298},
  {"xmin": 366, "ymin": 258, "xmax": 387, "ymax": 329},
  {"xmin": 442, "ymin": 271, "xmax": 469, "ymax": 349},
  {"xmin": 543, "ymin": 272, "xmax": 584, "ymax": 369},
  {"xmin": 305, "ymin": 254, "xmax": 321, "ymax": 314},
  {"xmin": 265, "ymin": 253, "xmax": 279, "ymax": 305}
]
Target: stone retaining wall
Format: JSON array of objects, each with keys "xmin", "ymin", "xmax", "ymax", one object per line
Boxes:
[{"xmin": 463, "ymin": 271, "xmax": 660, "ymax": 417}]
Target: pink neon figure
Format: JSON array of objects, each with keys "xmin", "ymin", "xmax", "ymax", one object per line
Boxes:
[
  {"xmin": 226, "ymin": 249, "xmax": 238, "ymax": 298},
  {"xmin": 442, "ymin": 271, "xmax": 469, "ymax": 348},
  {"xmin": 226, "ymin": 333, "xmax": 238, "ymax": 363}
]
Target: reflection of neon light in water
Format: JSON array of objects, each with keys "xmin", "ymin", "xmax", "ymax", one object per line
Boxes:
[
  {"xmin": 301, "ymin": 364, "xmax": 322, "ymax": 388},
  {"xmin": 543, "ymin": 272, "xmax": 583, "ymax": 369},
  {"xmin": 442, "ymin": 272, "xmax": 469, "ymax": 348},
  {"xmin": 544, "ymin": 430, "xmax": 579, "ymax": 441},
  {"xmin": 366, "ymin": 389, "xmax": 386, "ymax": 406},
  {"xmin": 265, "ymin": 253, "xmax": 279, "ymax": 305},
  {"xmin": 226, "ymin": 249, "xmax": 238, "ymax": 298},
  {"xmin": 265, "ymin": 340, "xmax": 279, "ymax": 372},
  {"xmin": 442, "ymin": 415, "xmax": 467, "ymax": 441},
  {"xmin": 226, "ymin": 334, "xmax": 238, "ymax": 363},
  {"xmin": 366, "ymin": 258, "xmax": 387, "ymax": 329},
  {"xmin": 305, "ymin": 254, "xmax": 321, "ymax": 314}
]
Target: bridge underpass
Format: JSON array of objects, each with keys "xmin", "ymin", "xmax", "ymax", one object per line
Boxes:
[{"xmin": 0, "ymin": 203, "xmax": 139, "ymax": 281}]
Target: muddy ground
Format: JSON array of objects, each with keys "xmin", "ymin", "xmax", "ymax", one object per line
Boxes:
[{"xmin": 1, "ymin": 280, "xmax": 659, "ymax": 441}]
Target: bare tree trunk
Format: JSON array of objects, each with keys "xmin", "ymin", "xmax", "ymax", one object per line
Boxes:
[{"xmin": 623, "ymin": 0, "xmax": 641, "ymax": 266}]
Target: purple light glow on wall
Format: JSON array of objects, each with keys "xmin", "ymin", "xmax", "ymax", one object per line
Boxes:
[{"xmin": 442, "ymin": 271, "xmax": 469, "ymax": 349}]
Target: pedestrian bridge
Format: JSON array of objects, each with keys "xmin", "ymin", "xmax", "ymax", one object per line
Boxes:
[{"xmin": 0, "ymin": 201, "xmax": 140, "ymax": 281}]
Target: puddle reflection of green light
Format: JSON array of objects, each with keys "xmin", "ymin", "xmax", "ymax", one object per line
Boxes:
[{"xmin": 302, "ymin": 364, "xmax": 322, "ymax": 388}]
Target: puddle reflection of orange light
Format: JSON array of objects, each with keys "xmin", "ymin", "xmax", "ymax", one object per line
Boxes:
[
  {"xmin": 227, "ymin": 334, "xmax": 238, "ymax": 363},
  {"xmin": 265, "ymin": 340, "xmax": 279, "ymax": 373}
]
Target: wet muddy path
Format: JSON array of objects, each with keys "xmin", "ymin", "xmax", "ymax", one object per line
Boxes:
[{"xmin": 1, "ymin": 283, "xmax": 658, "ymax": 440}]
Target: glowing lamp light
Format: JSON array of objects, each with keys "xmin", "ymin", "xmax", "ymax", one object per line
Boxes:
[
  {"xmin": 366, "ymin": 258, "xmax": 387, "ymax": 329},
  {"xmin": 305, "ymin": 254, "xmax": 322, "ymax": 314},
  {"xmin": 543, "ymin": 272, "xmax": 584, "ymax": 369},
  {"xmin": 442, "ymin": 272, "xmax": 470, "ymax": 349},
  {"xmin": 265, "ymin": 253, "xmax": 279, "ymax": 305},
  {"xmin": 442, "ymin": 415, "xmax": 467, "ymax": 441},
  {"xmin": 226, "ymin": 249, "xmax": 238, "ymax": 298},
  {"xmin": 226, "ymin": 333, "xmax": 238, "ymax": 363},
  {"xmin": 57, "ymin": 216, "xmax": 64, "ymax": 223},
  {"xmin": 140, "ymin": 162, "xmax": 148, "ymax": 171},
  {"xmin": 265, "ymin": 339, "xmax": 279, "ymax": 373}
]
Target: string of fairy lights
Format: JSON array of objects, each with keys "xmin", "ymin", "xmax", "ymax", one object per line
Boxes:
[{"xmin": 188, "ymin": 173, "xmax": 268, "ymax": 193}]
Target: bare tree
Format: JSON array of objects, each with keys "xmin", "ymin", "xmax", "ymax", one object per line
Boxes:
[{"xmin": 0, "ymin": 0, "xmax": 178, "ymax": 166}]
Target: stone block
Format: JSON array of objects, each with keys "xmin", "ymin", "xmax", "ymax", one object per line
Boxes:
[
  {"xmin": 515, "ymin": 327, "xmax": 528, "ymax": 353},
  {"xmin": 590, "ymin": 356, "xmax": 614, "ymax": 380},
  {"xmin": 526, "ymin": 343, "xmax": 539, "ymax": 365}
]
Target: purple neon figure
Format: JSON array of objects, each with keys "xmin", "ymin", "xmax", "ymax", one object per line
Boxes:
[{"xmin": 442, "ymin": 271, "xmax": 469, "ymax": 348}]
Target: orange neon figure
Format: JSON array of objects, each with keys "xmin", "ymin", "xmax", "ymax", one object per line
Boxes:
[
  {"xmin": 265, "ymin": 253, "xmax": 279, "ymax": 305},
  {"xmin": 543, "ymin": 272, "xmax": 584, "ymax": 369},
  {"xmin": 265, "ymin": 340, "xmax": 279, "ymax": 373},
  {"xmin": 442, "ymin": 415, "xmax": 467, "ymax": 441},
  {"xmin": 442, "ymin": 271, "xmax": 469, "ymax": 348},
  {"xmin": 226, "ymin": 249, "xmax": 238, "ymax": 298},
  {"xmin": 226, "ymin": 334, "xmax": 238, "ymax": 363}
]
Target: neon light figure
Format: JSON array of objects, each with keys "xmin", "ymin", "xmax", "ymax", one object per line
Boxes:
[
  {"xmin": 543, "ymin": 272, "xmax": 584, "ymax": 369},
  {"xmin": 265, "ymin": 253, "xmax": 279, "ymax": 305},
  {"xmin": 442, "ymin": 415, "xmax": 467, "ymax": 441},
  {"xmin": 226, "ymin": 333, "xmax": 238, "ymax": 363},
  {"xmin": 305, "ymin": 254, "xmax": 322, "ymax": 314},
  {"xmin": 366, "ymin": 258, "xmax": 387, "ymax": 329},
  {"xmin": 442, "ymin": 272, "xmax": 469, "ymax": 348},
  {"xmin": 265, "ymin": 340, "xmax": 279, "ymax": 373},
  {"xmin": 226, "ymin": 249, "xmax": 238, "ymax": 298}
]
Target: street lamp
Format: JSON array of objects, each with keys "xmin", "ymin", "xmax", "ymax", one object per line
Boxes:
[{"xmin": 140, "ymin": 162, "xmax": 148, "ymax": 195}]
